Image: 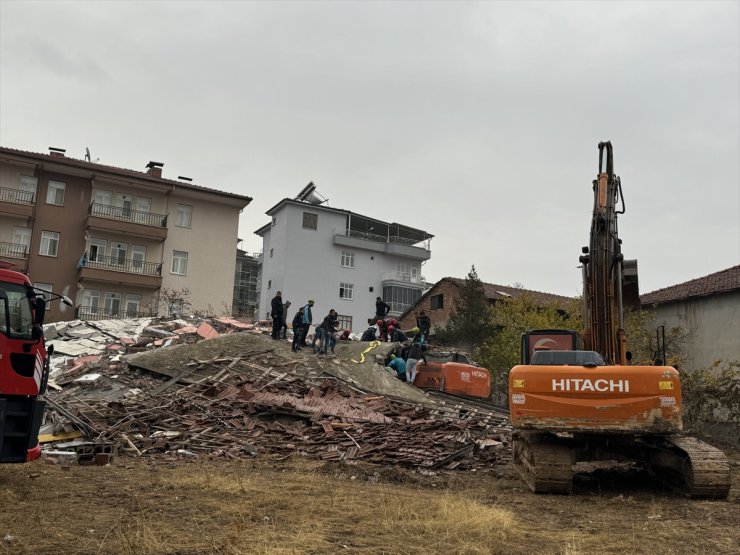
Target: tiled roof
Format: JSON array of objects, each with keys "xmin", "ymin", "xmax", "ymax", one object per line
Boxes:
[
  {"xmin": 641, "ymin": 265, "xmax": 740, "ymax": 305},
  {"xmin": 0, "ymin": 146, "xmax": 252, "ymax": 204},
  {"xmin": 446, "ymin": 277, "xmax": 574, "ymax": 306}
]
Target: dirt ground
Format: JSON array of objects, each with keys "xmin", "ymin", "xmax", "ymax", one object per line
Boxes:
[{"xmin": 1, "ymin": 447, "xmax": 738, "ymax": 555}]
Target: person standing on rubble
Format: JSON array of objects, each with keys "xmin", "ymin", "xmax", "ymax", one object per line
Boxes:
[
  {"xmin": 374, "ymin": 297, "xmax": 391, "ymax": 321},
  {"xmin": 317, "ymin": 309, "xmax": 339, "ymax": 354},
  {"xmin": 280, "ymin": 300, "xmax": 292, "ymax": 339},
  {"xmin": 270, "ymin": 291, "xmax": 284, "ymax": 340},
  {"xmin": 416, "ymin": 310, "xmax": 431, "ymax": 338},
  {"xmin": 405, "ymin": 338, "xmax": 427, "ymax": 384},
  {"xmin": 301, "ymin": 299, "xmax": 314, "ymax": 347},
  {"xmin": 291, "ymin": 306, "xmax": 305, "ymax": 351}
]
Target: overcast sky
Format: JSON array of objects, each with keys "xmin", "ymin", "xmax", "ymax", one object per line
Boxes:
[{"xmin": 1, "ymin": 1, "xmax": 738, "ymax": 297}]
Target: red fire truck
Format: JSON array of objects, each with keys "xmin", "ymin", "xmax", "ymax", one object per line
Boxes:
[{"xmin": 0, "ymin": 267, "xmax": 71, "ymax": 463}]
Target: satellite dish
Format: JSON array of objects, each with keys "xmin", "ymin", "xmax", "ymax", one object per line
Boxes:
[
  {"xmin": 295, "ymin": 181, "xmax": 327, "ymax": 205},
  {"xmin": 85, "ymin": 147, "xmax": 91, "ymax": 162}
]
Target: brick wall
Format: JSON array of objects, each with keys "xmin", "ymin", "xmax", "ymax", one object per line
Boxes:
[{"xmin": 398, "ymin": 279, "xmax": 461, "ymax": 333}]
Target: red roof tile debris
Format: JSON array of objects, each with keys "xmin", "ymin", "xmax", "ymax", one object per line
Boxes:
[{"xmin": 641, "ymin": 265, "xmax": 740, "ymax": 306}]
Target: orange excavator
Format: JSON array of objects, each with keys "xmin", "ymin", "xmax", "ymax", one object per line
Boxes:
[{"xmin": 508, "ymin": 142, "xmax": 730, "ymax": 497}]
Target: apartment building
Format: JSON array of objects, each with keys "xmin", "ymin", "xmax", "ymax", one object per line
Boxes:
[
  {"xmin": 255, "ymin": 184, "xmax": 433, "ymax": 332},
  {"xmin": 0, "ymin": 146, "xmax": 251, "ymax": 323}
]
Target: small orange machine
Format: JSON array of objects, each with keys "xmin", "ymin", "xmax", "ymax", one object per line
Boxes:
[{"xmin": 414, "ymin": 356, "xmax": 491, "ymax": 399}]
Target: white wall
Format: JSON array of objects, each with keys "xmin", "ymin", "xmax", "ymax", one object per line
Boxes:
[
  {"xmin": 258, "ymin": 202, "xmax": 428, "ymax": 331},
  {"xmin": 649, "ymin": 290, "xmax": 740, "ymax": 371}
]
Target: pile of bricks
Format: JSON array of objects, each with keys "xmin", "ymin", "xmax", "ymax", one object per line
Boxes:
[{"xmin": 45, "ymin": 352, "xmax": 511, "ymax": 471}]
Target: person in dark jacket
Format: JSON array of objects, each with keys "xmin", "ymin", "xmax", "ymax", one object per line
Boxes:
[
  {"xmin": 270, "ymin": 291, "xmax": 284, "ymax": 340},
  {"xmin": 389, "ymin": 326, "xmax": 407, "ymax": 342},
  {"xmin": 291, "ymin": 307, "xmax": 305, "ymax": 351},
  {"xmin": 374, "ymin": 297, "xmax": 391, "ymax": 320},
  {"xmin": 416, "ymin": 311, "xmax": 431, "ymax": 337},
  {"xmin": 280, "ymin": 300, "xmax": 292, "ymax": 339},
  {"xmin": 405, "ymin": 339, "xmax": 427, "ymax": 384},
  {"xmin": 317, "ymin": 309, "xmax": 339, "ymax": 354},
  {"xmin": 360, "ymin": 325, "xmax": 377, "ymax": 341}
]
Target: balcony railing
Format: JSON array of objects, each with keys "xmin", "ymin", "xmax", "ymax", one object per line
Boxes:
[
  {"xmin": 381, "ymin": 271, "xmax": 424, "ymax": 285},
  {"xmin": 0, "ymin": 186, "xmax": 35, "ymax": 205},
  {"xmin": 75, "ymin": 305, "xmax": 157, "ymax": 321},
  {"xmin": 89, "ymin": 203, "xmax": 168, "ymax": 228},
  {"xmin": 0, "ymin": 241, "xmax": 28, "ymax": 259},
  {"xmin": 79, "ymin": 253, "xmax": 162, "ymax": 276}
]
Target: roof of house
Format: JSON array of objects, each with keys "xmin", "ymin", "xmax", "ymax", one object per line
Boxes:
[
  {"xmin": 400, "ymin": 276, "xmax": 575, "ymax": 320},
  {"xmin": 641, "ymin": 265, "xmax": 740, "ymax": 306},
  {"xmin": 0, "ymin": 146, "xmax": 252, "ymax": 205},
  {"xmin": 256, "ymin": 197, "xmax": 433, "ymax": 241}
]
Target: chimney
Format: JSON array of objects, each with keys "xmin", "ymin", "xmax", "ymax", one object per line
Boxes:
[
  {"xmin": 146, "ymin": 161, "xmax": 164, "ymax": 178},
  {"xmin": 49, "ymin": 147, "xmax": 66, "ymax": 158}
]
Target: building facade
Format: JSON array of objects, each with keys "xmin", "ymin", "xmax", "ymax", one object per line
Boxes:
[
  {"xmin": 255, "ymin": 194, "xmax": 432, "ymax": 332},
  {"xmin": 398, "ymin": 277, "xmax": 574, "ymax": 334},
  {"xmin": 641, "ymin": 265, "xmax": 740, "ymax": 371},
  {"xmin": 0, "ymin": 146, "xmax": 251, "ymax": 322}
]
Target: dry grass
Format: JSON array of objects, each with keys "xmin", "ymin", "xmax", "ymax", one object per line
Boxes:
[{"xmin": 0, "ymin": 454, "xmax": 738, "ymax": 555}]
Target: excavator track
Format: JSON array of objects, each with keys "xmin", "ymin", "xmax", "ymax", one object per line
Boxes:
[
  {"xmin": 512, "ymin": 432, "xmax": 573, "ymax": 494},
  {"xmin": 656, "ymin": 436, "xmax": 731, "ymax": 499}
]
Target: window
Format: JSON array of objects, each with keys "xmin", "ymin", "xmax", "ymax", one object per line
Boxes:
[
  {"xmin": 11, "ymin": 227, "xmax": 31, "ymax": 256},
  {"xmin": 18, "ymin": 175, "xmax": 37, "ymax": 203},
  {"xmin": 267, "ymin": 280, "xmax": 272, "ymax": 290},
  {"xmin": 0, "ymin": 282, "xmax": 34, "ymax": 338},
  {"xmin": 339, "ymin": 282, "xmax": 354, "ymax": 300},
  {"xmin": 383, "ymin": 285, "xmax": 423, "ymax": 314},
  {"xmin": 270, "ymin": 248, "xmax": 274, "ymax": 258},
  {"xmin": 172, "ymin": 250, "xmax": 188, "ymax": 275},
  {"xmin": 34, "ymin": 283, "xmax": 53, "ymax": 302},
  {"xmin": 89, "ymin": 238, "xmax": 107, "ymax": 262},
  {"xmin": 302, "ymin": 212, "xmax": 318, "ymax": 230},
  {"xmin": 46, "ymin": 181, "xmax": 65, "ymax": 205},
  {"xmin": 396, "ymin": 262, "xmax": 420, "ymax": 281},
  {"xmin": 336, "ymin": 314, "xmax": 353, "ymax": 331},
  {"xmin": 39, "ymin": 231, "xmax": 59, "ymax": 256},
  {"xmin": 430, "ymin": 294, "xmax": 444, "ymax": 310},
  {"xmin": 176, "ymin": 204, "xmax": 192, "ymax": 228},
  {"xmin": 115, "ymin": 193, "xmax": 133, "ymax": 219},
  {"xmin": 135, "ymin": 197, "xmax": 151, "ymax": 224},
  {"xmin": 125, "ymin": 294, "xmax": 141, "ymax": 317},
  {"xmin": 93, "ymin": 189, "xmax": 112, "ymax": 205},
  {"xmin": 104, "ymin": 292, "xmax": 122, "ymax": 317},
  {"xmin": 340, "ymin": 251, "xmax": 355, "ymax": 268},
  {"xmin": 82, "ymin": 289, "xmax": 100, "ymax": 310},
  {"xmin": 132, "ymin": 245, "xmax": 146, "ymax": 273},
  {"xmin": 111, "ymin": 242, "xmax": 128, "ymax": 265}
]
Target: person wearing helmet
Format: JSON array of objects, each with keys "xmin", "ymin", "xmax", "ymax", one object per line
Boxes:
[{"xmin": 377, "ymin": 319, "xmax": 388, "ymax": 342}]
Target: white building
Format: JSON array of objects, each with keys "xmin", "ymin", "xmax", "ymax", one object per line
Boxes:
[{"xmin": 255, "ymin": 187, "xmax": 433, "ymax": 332}]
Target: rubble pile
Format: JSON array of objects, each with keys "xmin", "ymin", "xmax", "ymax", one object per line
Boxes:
[{"xmin": 41, "ymin": 317, "xmax": 511, "ymax": 471}]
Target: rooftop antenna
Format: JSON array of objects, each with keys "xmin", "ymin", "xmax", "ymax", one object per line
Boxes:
[
  {"xmin": 85, "ymin": 147, "xmax": 91, "ymax": 162},
  {"xmin": 295, "ymin": 181, "xmax": 328, "ymax": 205}
]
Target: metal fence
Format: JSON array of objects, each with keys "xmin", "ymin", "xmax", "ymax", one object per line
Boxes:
[
  {"xmin": 0, "ymin": 241, "xmax": 28, "ymax": 258},
  {"xmin": 80, "ymin": 253, "xmax": 162, "ymax": 276},
  {"xmin": 0, "ymin": 186, "xmax": 35, "ymax": 205},
  {"xmin": 89, "ymin": 203, "xmax": 168, "ymax": 228},
  {"xmin": 75, "ymin": 305, "xmax": 157, "ymax": 321}
]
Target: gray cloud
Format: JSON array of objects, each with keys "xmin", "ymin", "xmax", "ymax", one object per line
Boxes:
[{"xmin": 1, "ymin": 0, "xmax": 737, "ymax": 296}]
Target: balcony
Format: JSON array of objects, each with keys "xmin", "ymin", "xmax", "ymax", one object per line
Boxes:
[
  {"xmin": 77, "ymin": 253, "xmax": 163, "ymax": 289},
  {"xmin": 333, "ymin": 229, "xmax": 431, "ymax": 260},
  {"xmin": 74, "ymin": 305, "xmax": 157, "ymax": 321},
  {"xmin": 381, "ymin": 271, "xmax": 426, "ymax": 287},
  {"xmin": 0, "ymin": 186, "xmax": 35, "ymax": 218},
  {"xmin": 0, "ymin": 241, "xmax": 29, "ymax": 272},
  {"xmin": 86, "ymin": 203, "xmax": 168, "ymax": 241}
]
